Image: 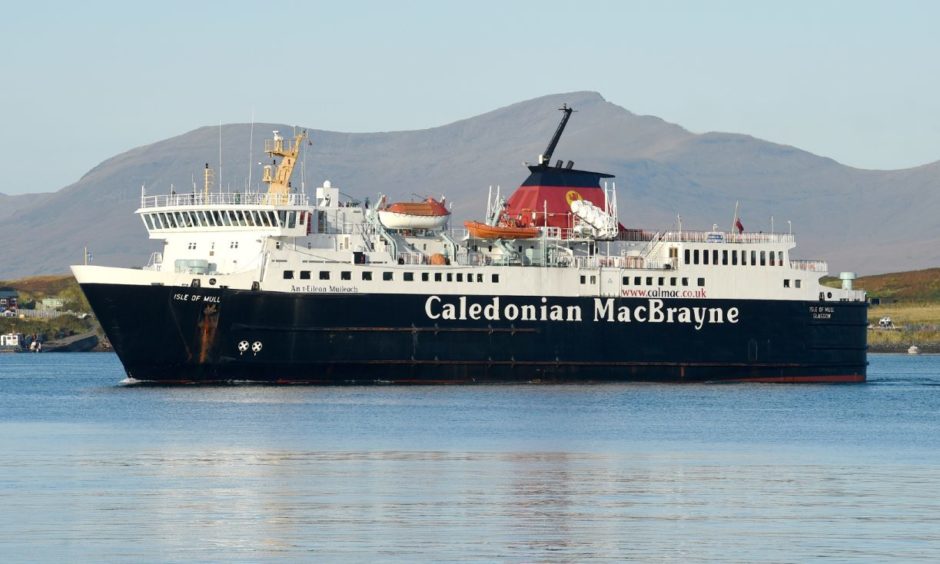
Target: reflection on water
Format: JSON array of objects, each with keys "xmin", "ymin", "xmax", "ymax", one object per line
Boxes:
[
  {"xmin": 3, "ymin": 448, "xmax": 939, "ymax": 561},
  {"xmin": 0, "ymin": 354, "xmax": 939, "ymax": 560}
]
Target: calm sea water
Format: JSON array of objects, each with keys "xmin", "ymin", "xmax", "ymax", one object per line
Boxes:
[{"xmin": 1, "ymin": 354, "xmax": 939, "ymax": 561}]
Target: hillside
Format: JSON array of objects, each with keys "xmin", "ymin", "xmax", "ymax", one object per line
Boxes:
[{"xmin": 1, "ymin": 91, "xmax": 939, "ymax": 277}]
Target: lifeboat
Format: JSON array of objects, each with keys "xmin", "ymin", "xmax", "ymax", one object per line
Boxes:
[
  {"xmin": 377, "ymin": 197, "xmax": 450, "ymax": 230},
  {"xmin": 464, "ymin": 220, "xmax": 540, "ymax": 240}
]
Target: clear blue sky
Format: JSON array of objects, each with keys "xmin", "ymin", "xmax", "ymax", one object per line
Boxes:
[{"xmin": 2, "ymin": 0, "xmax": 939, "ymax": 195}]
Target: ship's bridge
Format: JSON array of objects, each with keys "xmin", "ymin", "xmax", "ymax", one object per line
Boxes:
[{"xmin": 136, "ymin": 191, "xmax": 311, "ymax": 237}]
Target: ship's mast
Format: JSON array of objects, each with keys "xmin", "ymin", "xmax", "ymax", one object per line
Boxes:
[
  {"xmin": 262, "ymin": 129, "xmax": 308, "ymax": 204},
  {"xmin": 539, "ymin": 104, "xmax": 573, "ymax": 166}
]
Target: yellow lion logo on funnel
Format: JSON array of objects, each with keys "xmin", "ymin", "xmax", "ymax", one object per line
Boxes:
[{"xmin": 565, "ymin": 190, "xmax": 583, "ymax": 206}]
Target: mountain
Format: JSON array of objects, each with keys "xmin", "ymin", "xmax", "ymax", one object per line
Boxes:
[{"xmin": 1, "ymin": 91, "xmax": 938, "ymax": 277}]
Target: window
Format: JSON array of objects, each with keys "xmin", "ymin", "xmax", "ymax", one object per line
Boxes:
[
  {"xmin": 283, "ymin": 270, "xmax": 294, "ymax": 279},
  {"xmin": 795, "ymin": 280, "xmax": 802, "ymax": 288},
  {"xmin": 670, "ymin": 277, "xmax": 677, "ymax": 286},
  {"xmin": 682, "ymin": 277, "xmax": 689, "ymax": 286},
  {"xmin": 492, "ymin": 274, "xmax": 500, "ymax": 283},
  {"xmin": 703, "ymin": 249, "xmax": 709, "ymax": 265},
  {"xmin": 697, "ymin": 277, "xmax": 705, "ymax": 286},
  {"xmin": 456, "ymin": 273, "xmax": 463, "ymax": 282},
  {"xmin": 435, "ymin": 272, "xmax": 442, "ymax": 282},
  {"xmin": 403, "ymin": 272, "xmax": 414, "ymax": 282},
  {"xmin": 341, "ymin": 271, "xmax": 351, "ymax": 280},
  {"xmin": 275, "ymin": 241, "xmax": 282, "ymax": 250},
  {"xmin": 778, "ymin": 251, "xmax": 784, "ymax": 266},
  {"xmin": 693, "ymin": 249, "xmax": 700, "ymax": 264},
  {"xmin": 422, "ymin": 273, "xmax": 429, "ymax": 282},
  {"xmin": 634, "ymin": 276, "xmax": 641, "ymax": 285},
  {"xmin": 769, "ymin": 251, "xmax": 776, "ymax": 266},
  {"xmin": 446, "ymin": 273, "xmax": 453, "ymax": 282},
  {"xmin": 784, "ymin": 279, "xmax": 790, "ymax": 288},
  {"xmin": 751, "ymin": 250, "xmax": 757, "ymax": 265},
  {"xmin": 760, "ymin": 251, "xmax": 766, "ymax": 266},
  {"xmin": 622, "ymin": 276, "xmax": 629, "ymax": 285},
  {"xmin": 684, "ymin": 249, "xmax": 691, "ymax": 264},
  {"xmin": 362, "ymin": 271, "xmax": 372, "ymax": 281},
  {"xmin": 144, "ymin": 215, "xmax": 155, "ymax": 230},
  {"xmin": 590, "ymin": 276, "xmax": 597, "ymax": 284},
  {"xmin": 477, "ymin": 274, "xmax": 483, "ymax": 283},
  {"xmin": 300, "ymin": 271, "xmax": 311, "ymax": 280},
  {"xmin": 319, "ymin": 271, "xmax": 330, "ymax": 280},
  {"xmin": 658, "ymin": 277, "xmax": 664, "ymax": 286},
  {"xmin": 732, "ymin": 250, "xmax": 738, "ymax": 266},
  {"xmin": 722, "ymin": 250, "xmax": 728, "ymax": 265},
  {"xmin": 383, "ymin": 272, "xmax": 393, "ymax": 281},
  {"xmin": 646, "ymin": 277, "xmax": 653, "ymax": 285},
  {"xmin": 713, "ymin": 250, "xmax": 719, "ymax": 265},
  {"xmin": 580, "ymin": 275, "xmax": 586, "ymax": 285}
]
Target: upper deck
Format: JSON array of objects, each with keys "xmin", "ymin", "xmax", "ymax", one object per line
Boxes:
[{"xmin": 138, "ymin": 191, "xmax": 310, "ymax": 210}]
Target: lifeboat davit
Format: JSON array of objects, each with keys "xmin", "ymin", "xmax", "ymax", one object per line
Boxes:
[
  {"xmin": 464, "ymin": 220, "xmax": 540, "ymax": 240},
  {"xmin": 378, "ymin": 197, "xmax": 450, "ymax": 230}
]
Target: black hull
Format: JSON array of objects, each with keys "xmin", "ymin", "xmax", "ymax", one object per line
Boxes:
[{"xmin": 81, "ymin": 283, "xmax": 868, "ymax": 384}]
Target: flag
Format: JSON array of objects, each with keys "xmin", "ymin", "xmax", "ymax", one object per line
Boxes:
[{"xmin": 735, "ymin": 218, "xmax": 744, "ymax": 234}]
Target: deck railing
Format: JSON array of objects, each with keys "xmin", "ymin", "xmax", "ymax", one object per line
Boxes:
[
  {"xmin": 790, "ymin": 259, "xmax": 828, "ymax": 272},
  {"xmin": 140, "ymin": 192, "xmax": 309, "ymax": 209}
]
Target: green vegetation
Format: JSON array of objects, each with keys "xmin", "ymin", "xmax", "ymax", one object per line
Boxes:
[
  {"xmin": 0, "ymin": 275, "xmax": 100, "ymax": 343},
  {"xmin": 825, "ymin": 269, "xmax": 940, "ymax": 352}
]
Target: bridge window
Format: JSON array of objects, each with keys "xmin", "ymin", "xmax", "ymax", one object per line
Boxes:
[
  {"xmin": 144, "ymin": 214, "xmax": 155, "ymax": 230},
  {"xmin": 288, "ymin": 212, "xmax": 297, "ymax": 229},
  {"xmin": 300, "ymin": 271, "xmax": 310, "ymax": 280},
  {"xmin": 283, "ymin": 270, "xmax": 294, "ymax": 279}
]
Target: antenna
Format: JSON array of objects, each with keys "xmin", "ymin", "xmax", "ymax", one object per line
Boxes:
[
  {"xmin": 218, "ymin": 120, "xmax": 223, "ymax": 191},
  {"xmin": 247, "ymin": 109, "xmax": 254, "ymax": 192},
  {"xmin": 540, "ymin": 104, "xmax": 574, "ymax": 166}
]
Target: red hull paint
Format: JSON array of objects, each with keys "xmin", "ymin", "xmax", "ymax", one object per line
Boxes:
[{"xmin": 726, "ymin": 374, "xmax": 866, "ymax": 384}]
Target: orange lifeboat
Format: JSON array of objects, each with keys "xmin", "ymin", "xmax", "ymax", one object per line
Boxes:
[
  {"xmin": 464, "ymin": 220, "xmax": 540, "ymax": 240},
  {"xmin": 378, "ymin": 197, "xmax": 450, "ymax": 230}
]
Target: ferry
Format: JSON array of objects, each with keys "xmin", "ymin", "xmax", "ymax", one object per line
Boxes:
[{"xmin": 72, "ymin": 107, "xmax": 868, "ymax": 383}]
